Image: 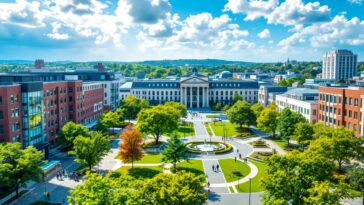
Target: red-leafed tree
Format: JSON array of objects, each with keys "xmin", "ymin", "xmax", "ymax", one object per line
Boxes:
[{"xmin": 119, "ymin": 125, "xmax": 144, "ymax": 168}]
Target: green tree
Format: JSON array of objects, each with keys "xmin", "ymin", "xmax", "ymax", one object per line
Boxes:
[
  {"xmin": 309, "ymin": 127, "xmax": 363, "ymax": 172},
  {"xmin": 58, "ymin": 122, "xmax": 89, "ymax": 147},
  {"xmin": 292, "ymin": 122, "xmax": 314, "ymax": 146},
  {"xmin": 120, "ymin": 95, "xmax": 150, "ymax": 120},
  {"xmin": 161, "ymin": 134, "xmax": 188, "ymax": 170},
  {"xmin": 73, "ymin": 132, "xmax": 111, "ymax": 171},
  {"xmin": 140, "ymin": 172, "xmax": 207, "ymax": 205},
  {"xmin": 312, "ymin": 123, "xmax": 333, "ymax": 139},
  {"xmin": 232, "ymin": 93, "xmax": 243, "ymax": 104},
  {"xmin": 257, "ymin": 103, "xmax": 280, "ymax": 137},
  {"xmin": 136, "ymin": 105, "xmax": 179, "ymax": 143},
  {"xmin": 164, "ymin": 102, "xmax": 187, "ymax": 118},
  {"xmin": 347, "ymin": 164, "xmax": 364, "ymax": 204},
  {"xmin": 95, "ymin": 111, "xmax": 123, "ymax": 134},
  {"xmin": 69, "ymin": 173, "xmax": 137, "ymax": 205},
  {"xmin": 304, "ymin": 181, "xmax": 348, "ymax": 205},
  {"xmin": 251, "ymin": 103, "xmax": 264, "ymax": 119},
  {"xmin": 227, "ymin": 100, "xmax": 256, "ymax": 131},
  {"xmin": 262, "ymin": 150, "xmax": 344, "ymax": 205},
  {"xmin": 0, "ymin": 143, "xmax": 44, "ymax": 197},
  {"xmin": 277, "ymin": 108, "xmax": 305, "ymax": 147}
]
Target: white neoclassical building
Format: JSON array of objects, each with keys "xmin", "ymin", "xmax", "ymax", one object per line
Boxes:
[{"xmin": 121, "ymin": 71, "xmax": 259, "ymax": 108}]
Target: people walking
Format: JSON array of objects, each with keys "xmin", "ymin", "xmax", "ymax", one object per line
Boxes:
[
  {"xmin": 235, "ymin": 156, "xmax": 237, "ymax": 162},
  {"xmin": 216, "ymin": 164, "xmax": 220, "ymax": 172},
  {"xmin": 207, "ymin": 181, "xmax": 210, "ymax": 188},
  {"xmin": 56, "ymin": 173, "xmax": 59, "ymax": 180},
  {"xmin": 212, "ymin": 165, "xmax": 215, "ymax": 172}
]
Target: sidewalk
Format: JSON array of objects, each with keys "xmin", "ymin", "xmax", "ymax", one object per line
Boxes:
[{"xmin": 203, "ymin": 160, "xmax": 229, "ymax": 193}]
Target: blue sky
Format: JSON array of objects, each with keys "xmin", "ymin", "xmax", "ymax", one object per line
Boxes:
[{"xmin": 0, "ymin": 0, "xmax": 363, "ymax": 62}]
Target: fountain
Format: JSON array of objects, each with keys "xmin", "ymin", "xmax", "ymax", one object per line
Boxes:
[{"xmin": 186, "ymin": 140, "xmax": 231, "ymax": 154}]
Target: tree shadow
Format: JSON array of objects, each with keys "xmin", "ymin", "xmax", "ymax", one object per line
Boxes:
[
  {"xmin": 177, "ymin": 167, "xmax": 205, "ymax": 177},
  {"xmin": 127, "ymin": 167, "xmax": 162, "ymax": 179}
]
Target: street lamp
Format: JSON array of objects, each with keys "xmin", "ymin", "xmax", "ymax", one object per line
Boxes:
[{"xmin": 249, "ymin": 178, "xmax": 252, "ymax": 205}]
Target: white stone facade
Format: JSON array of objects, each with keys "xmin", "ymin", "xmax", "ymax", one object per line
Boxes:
[{"xmin": 322, "ymin": 49, "xmax": 358, "ymax": 80}]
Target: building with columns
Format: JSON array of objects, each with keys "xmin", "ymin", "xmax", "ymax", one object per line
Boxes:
[{"xmin": 126, "ymin": 71, "xmax": 259, "ymax": 108}]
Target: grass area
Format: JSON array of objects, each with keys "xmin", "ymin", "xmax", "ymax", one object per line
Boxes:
[
  {"xmin": 133, "ymin": 153, "xmax": 163, "ymax": 164},
  {"xmin": 206, "ymin": 114, "xmax": 219, "ymax": 118},
  {"xmin": 209, "ymin": 122, "xmax": 253, "ymax": 138},
  {"xmin": 349, "ymin": 189, "xmax": 363, "ymax": 197},
  {"xmin": 177, "ymin": 123, "xmax": 195, "ymax": 137},
  {"xmin": 116, "ymin": 166, "xmax": 163, "ymax": 179},
  {"xmin": 236, "ymin": 159, "xmax": 268, "ymax": 193},
  {"xmin": 204, "ymin": 123, "xmax": 213, "ymax": 135},
  {"xmin": 269, "ymin": 138, "xmax": 288, "ymax": 149},
  {"xmin": 229, "ymin": 186, "xmax": 234, "ymax": 193},
  {"xmin": 219, "ymin": 158, "xmax": 251, "ymax": 183},
  {"xmin": 176, "ymin": 160, "xmax": 205, "ymax": 177}
]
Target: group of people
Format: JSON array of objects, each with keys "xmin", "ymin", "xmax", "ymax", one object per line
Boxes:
[
  {"xmin": 212, "ymin": 164, "xmax": 220, "ymax": 172},
  {"xmin": 56, "ymin": 169, "xmax": 79, "ymax": 181},
  {"xmin": 56, "ymin": 169, "xmax": 66, "ymax": 180},
  {"xmin": 189, "ymin": 111, "xmax": 202, "ymax": 119}
]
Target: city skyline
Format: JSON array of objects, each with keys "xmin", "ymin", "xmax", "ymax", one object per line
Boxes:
[{"xmin": 0, "ymin": 0, "xmax": 364, "ymax": 62}]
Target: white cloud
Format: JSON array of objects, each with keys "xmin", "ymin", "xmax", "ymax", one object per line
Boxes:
[
  {"xmin": 347, "ymin": 0, "xmax": 363, "ymax": 5},
  {"xmin": 224, "ymin": 0, "xmax": 278, "ymax": 21},
  {"xmin": 0, "ymin": 0, "xmax": 45, "ymax": 28},
  {"xmin": 115, "ymin": 0, "xmax": 171, "ymax": 25},
  {"xmin": 46, "ymin": 22, "xmax": 70, "ymax": 40},
  {"xmin": 138, "ymin": 13, "xmax": 253, "ymax": 52},
  {"xmin": 257, "ymin": 29, "xmax": 270, "ymax": 38},
  {"xmin": 278, "ymin": 15, "xmax": 364, "ymax": 48},
  {"xmin": 224, "ymin": 0, "xmax": 331, "ymax": 26}
]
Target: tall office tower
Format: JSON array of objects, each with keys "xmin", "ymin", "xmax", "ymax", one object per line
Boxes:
[{"xmin": 322, "ymin": 50, "xmax": 358, "ymax": 80}]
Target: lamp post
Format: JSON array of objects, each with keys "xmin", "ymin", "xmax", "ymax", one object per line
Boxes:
[{"xmin": 249, "ymin": 178, "xmax": 252, "ymax": 205}]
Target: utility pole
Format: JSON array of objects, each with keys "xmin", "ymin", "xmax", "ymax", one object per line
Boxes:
[{"xmin": 249, "ymin": 178, "xmax": 252, "ymax": 205}]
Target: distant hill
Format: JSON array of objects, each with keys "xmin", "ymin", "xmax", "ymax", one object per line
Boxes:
[
  {"xmin": 0, "ymin": 60, "xmax": 33, "ymax": 64},
  {"xmin": 136, "ymin": 59, "xmax": 254, "ymax": 67}
]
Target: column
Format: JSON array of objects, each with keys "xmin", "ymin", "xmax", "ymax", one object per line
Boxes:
[
  {"xmin": 189, "ymin": 87, "xmax": 193, "ymax": 108},
  {"xmin": 184, "ymin": 87, "xmax": 187, "ymax": 107},
  {"xmin": 202, "ymin": 87, "xmax": 205, "ymax": 107},
  {"xmin": 197, "ymin": 87, "xmax": 200, "ymax": 108},
  {"xmin": 206, "ymin": 87, "xmax": 209, "ymax": 107},
  {"xmin": 180, "ymin": 87, "xmax": 183, "ymax": 104}
]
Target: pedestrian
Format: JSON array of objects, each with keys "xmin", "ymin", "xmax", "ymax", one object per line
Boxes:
[
  {"xmin": 239, "ymin": 153, "xmax": 242, "ymax": 159},
  {"xmin": 62, "ymin": 169, "xmax": 65, "ymax": 176},
  {"xmin": 56, "ymin": 173, "xmax": 59, "ymax": 180},
  {"xmin": 207, "ymin": 181, "xmax": 210, "ymax": 188},
  {"xmin": 235, "ymin": 156, "xmax": 237, "ymax": 162},
  {"xmin": 212, "ymin": 165, "xmax": 215, "ymax": 172},
  {"xmin": 46, "ymin": 192, "xmax": 50, "ymax": 200},
  {"xmin": 237, "ymin": 149, "xmax": 239, "ymax": 153},
  {"xmin": 216, "ymin": 164, "xmax": 220, "ymax": 172}
]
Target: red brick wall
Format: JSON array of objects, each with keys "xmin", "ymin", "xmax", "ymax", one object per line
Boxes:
[
  {"xmin": 0, "ymin": 85, "xmax": 22, "ymax": 143},
  {"xmin": 318, "ymin": 86, "xmax": 364, "ymax": 136}
]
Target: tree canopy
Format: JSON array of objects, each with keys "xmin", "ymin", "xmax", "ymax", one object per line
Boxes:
[
  {"xmin": 0, "ymin": 143, "xmax": 44, "ymax": 197},
  {"xmin": 277, "ymin": 108, "xmax": 306, "ymax": 146},
  {"xmin": 257, "ymin": 102, "xmax": 280, "ymax": 137},
  {"xmin": 164, "ymin": 102, "xmax": 187, "ymax": 118},
  {"xmin": 136, "ymin": 105, "xmax": 180, "ymax": 143},
  {"xmin": 69, "ymin": 172, "xmax": 207, "ymax": 205},
  {"xmin": 73, "ymin": 131, "xmax": 111, "ymax": 171},
  {"xmin": 95, "ymin": 111, "xmax": 124, "ymax": 134},
  {"xmin": 161, "ymin": 134, "xmax": 188, "ymax": 170},
  {"xmin": 58, "ymin": 122, "xmax": 89, "ymax": 147},
  {"xmin": 227, "ymin": 100, "xmax": 256, "ymax": 129},
  {"xmin": 119, "ymin": 126, "xmax": 144, "ymax": 168},
  {"xmin": 120, "ymin": 95, "xmax": 150, "ymax": 120},
  {"xmin": 292, "ymin": 122, "xmax": 314, "ymax": 146},
  {"xmin": 251, "ymin": 103, "xmax": 264, "ymax": 119}
]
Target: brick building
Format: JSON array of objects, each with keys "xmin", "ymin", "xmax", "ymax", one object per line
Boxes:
[
  {"xmin": 318, "ymin": 85, "xmax": 364, "ymax": 136},
  {"xmin": 0, "ymin": 80, "xmax": 105, "ymax": 157}
]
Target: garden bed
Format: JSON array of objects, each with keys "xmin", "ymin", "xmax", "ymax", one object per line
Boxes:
[
  {"xmin": 249, "ymin": 140, "xmax": 270, "ymax": 148},
  {"xmin": 143, "ymin": 141, "xmax": 164, "ymax": 149},
  {"xmin": 249, "ymin": 152, "xmax": 273, "ymax": 162}
]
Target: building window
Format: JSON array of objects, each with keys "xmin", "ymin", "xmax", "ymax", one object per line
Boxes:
[
  {"xmin": 0, "ymin": 96, "xmax": 2, "ymax": 105},
  {"xmin": 0, "ymin": 111, "xmax": 2, "ymax": 119},
  {"xmin": 354, "ymin": 99, "xmax": 358, "ymax": 106}
]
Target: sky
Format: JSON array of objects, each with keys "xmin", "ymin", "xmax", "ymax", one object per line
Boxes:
[{"xmin": 0, "ymin": 0, "xmax": 364, "ymax": 62}]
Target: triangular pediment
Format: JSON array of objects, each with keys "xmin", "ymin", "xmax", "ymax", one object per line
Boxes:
[{"xmin": 181, "ymin": 76, "xmax": 208, "ymax": 83}]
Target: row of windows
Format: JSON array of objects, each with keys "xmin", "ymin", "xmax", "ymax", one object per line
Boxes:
[
  {"xmin": 319, "ymin": 93, "xmax": 361, "ymax": 107},
  {"xmin": 277, "ymin": 101, "xmax": 316, "ymax": 116}
]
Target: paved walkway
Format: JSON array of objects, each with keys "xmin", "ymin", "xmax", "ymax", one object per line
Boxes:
[
  {"xmin": 203, "ymin": 160, "xmax": 229, "ymax": 194},
  {"xmin": 194, "ymin": 121, "xmax": 209, "ymax": 137}
]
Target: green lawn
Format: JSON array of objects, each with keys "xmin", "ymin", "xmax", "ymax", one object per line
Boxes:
[
  {"xmin": 204, "ymin": 123, "xmax": 213, "ymax": 135},
  {"xmin": 116, "ymin": 166, "xmax": 163, "ymax": 179},
  {"xmin": 236, "ymin": 160, "xmax": 268, "ymax": 193},
  {"xmin": 176, "ymin": 160, "xmax": 205, "ymax": 177},
  {"xmin": 206, "ymin": 114, "xmax": 219, "ymax": 118},
  {"xmin": 177, "ymin": 123, "xmax": 195, "ymax": 137},
  {"xmin": 209, "ymin": 122, "xmax": 253, "ymax": 138},
  {"xmin": 219, "ymin": 158, "xmax": 251, "ymax": 182},
  {"xmin": 134, "ymin": 153, "xmax": 163, "ymax": 164}
]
